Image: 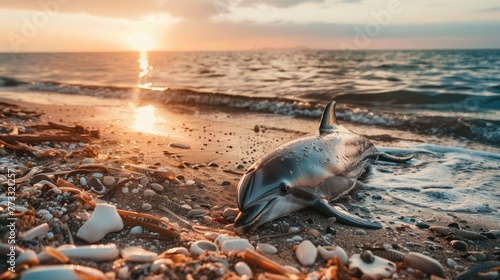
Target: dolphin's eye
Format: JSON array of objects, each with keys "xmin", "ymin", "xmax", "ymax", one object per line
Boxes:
[{"xmin": 279, "ymin": 182, "xmax": 290, "ymax": 193}]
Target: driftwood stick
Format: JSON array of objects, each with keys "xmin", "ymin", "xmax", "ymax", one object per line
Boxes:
[
  {"xmin": 28, "ymin": 122, "xmax": 100, "ymax": 138},
  {"xmin": 0, "ymin": 134, "xmax": 92, "ymax": 144}
]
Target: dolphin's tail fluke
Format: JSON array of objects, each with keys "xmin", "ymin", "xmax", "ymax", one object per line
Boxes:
[{"xmin": 375, "ymin": 152, "xmax": 414, "ymax": 163}]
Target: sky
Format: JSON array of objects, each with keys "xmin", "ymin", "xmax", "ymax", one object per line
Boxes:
[{"xmin": 1, "ymin": 0, "xmax": 500, "ymax": 52}]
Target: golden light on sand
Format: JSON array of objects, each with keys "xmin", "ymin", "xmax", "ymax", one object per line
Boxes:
[
  {"xmin": 128, "ymin": 32, "xmax": 155, "ymax": 51},
  {"xmin": 131, "ymin": 104, "xmax": 160, "ymax": 134}
]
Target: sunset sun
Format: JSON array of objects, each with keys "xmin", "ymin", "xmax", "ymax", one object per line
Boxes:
[{"xmin": 128, "ymin": 32, "xmax": 155, "ymax": 51}]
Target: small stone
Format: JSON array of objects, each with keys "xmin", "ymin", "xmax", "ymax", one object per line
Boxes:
[
  {"xmin": 223, "ymin": 208, "xmax": 240, "ymax": 218},
  {"xmin": 122, "ymin": 246, "xmax": 158, "ymax": 262},
  {"xmin": 221, "ymin": 238, "xmax": 254, "ymax": 252},
  {"xmin": 415, "ymin": 221, "xmax": 430, "ymax": 228},
  {"xmin": 295, "ymin": 240, "xmax": 317, "ymax": 266},
  {"xmin": 318, "ymin": 245, "xmax": 348, "ymax": 265},
  {"xmin": 91, "ymin": 173, "xmax": 103, "ymax": 179},
  {"xmin": 122, "ymin": 187, "xmax": 129, "ymax": 194},
  {"xmin": 450, "ymin": 240, "xmax": 468, "ymax": 251},
  {"xmin": 235, "ymin": 261, "xmax": 252, "ymax": 277},
  {"xmin": 326, "ymin": 217, "xmax": 337, "ymax": 223},
  {"xmin": 256, "ymin": 243, "xmax": 278, "ymax": 254},
  {"xmin": 187, "ymin": 208, "xmax": 209, "ymax": 218},
  {"xmin": 288, "ymin": 227, "xmax": 300, "ymax": 233},
  {"xmin": 181, "ymin": 204, "xmax": 192, "ymax": 211},
  {"xmin": 79, "ymin": 177, "xmax": 87, "ymax": 186},
  {"xmin": 372, "ymin": 194, "xmax": 382, "ymax": 200},
  {"xmin": 254, "ymin": 125, "xmax": 260, "ymax": 132},
  {"xmin": 82, "ymin": 158, "xmax": 94, "ymax": 164},
  {"xmin": 144, "ymin": 189, "xmax": 156, "ymax": 197},
  {"xmin": 204, "ymin": 232, "xmax": 219, "ymax": 241},
  {"xmin": 150, "ymin": 183, "xmax": 164, "ymax": 192},
  {"xmin": 141, "ymin": 203, "xmax": 152, "ymax": 211},
  {"xmin": 130, "ymin": 226, "xmax": 143, "ymax": 234},
  {"xmin": 446, "ymin": 258, "xmax": 456, "ymax": 268},
  {"xmin": 220, "ymin": 181, "xmax": 231, "ymax": 186},
  {"xmin": 354, "ymin": 229, "xmax": 367, "ymax": 235},
  {"xmin": 292, "ymin": 235, "xmax": 303, "ymax": 242},
  {"xmin": 169, "ymin": 142, "xmax": 190, "ymax": 149},
  {"xmin": 102, "ymin": 176, "xmax": 116, "ymax": 187},
  {"xmin": 186, "ymin": 180, "xmax": 195, "ymax": 186}
]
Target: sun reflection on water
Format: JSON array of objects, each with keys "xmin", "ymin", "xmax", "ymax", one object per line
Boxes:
[{"xmin": 131, "ymin": 104, "xmax": 161, "ymax": 134}]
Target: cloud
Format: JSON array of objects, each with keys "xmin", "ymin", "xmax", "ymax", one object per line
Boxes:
[
  {"xmin": 472, "ymin": 6, "xmax": 500, "ymax": 13},
  {"xmin": 239, "ymin": 0, "xmax": 325, "ymax": 8}
]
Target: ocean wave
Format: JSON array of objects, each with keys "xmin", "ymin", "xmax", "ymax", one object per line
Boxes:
[
  {"xmin": 1, "ymin": 76, "xmax": 499, "ymax": 145},
  {"xmin": 0, "ymin": 76, "xmax": 28, "ymax": 86}
]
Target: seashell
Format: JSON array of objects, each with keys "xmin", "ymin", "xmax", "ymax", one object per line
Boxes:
[
  {"xmin": 162, "ymin": 247, "xmax": 189, "ymax": 256},
  {"xmin": 149, "ymin": 183, "xmax": 164, "ymax": 192},
  {"xmin": 76, "ymin": 203, "xmax": 124, "ymax": 243},
  {"xmin": 317, "ymin": 245, "xmax": 348, "ymax": 264},
  {"xmin": 122, "ymin": 246, "xmax": 158, "ymax": 262},
  {"xmin": 349, "ymin": 251, "xmax": 397, "ymax": 278},
  {"xmin": 190, "ymin": 240, "xmax": 218, "ymax": 256},
  {"xmin": 223, "ymin": 208, "xmax": 240, "ymax": 218},
  {"xmin": 16, "ymin": 249, "xmax": 39, "ymax": 267},
  {"xmin": 256, "ymin": 243, "xmax": 278, "ymax": 255},
  {"xmin": 88, "ymin": 177, "xmax": 106, "ymax": 194},
  {"xmin": 403, "ymin": 251, "xmax": 445, "ymax": 278},
  {"xmin": 235, "ymin": 261, "xmax": 253, "ymax": 277},
  {"xmin": 20, "ymin": 264, "xmax": 105, "ymax": 280},
  {"xmin": 295, "ymin": 240, "xmax": 317, "ymax": 266},
  {"xmin": 38, "ymin": 244, "xmax": 119, "ymax": 262},
  {"xmin": 19, "ymin": 223, "xmax": 49, "ymax": 241},
  {"xmin": 371, "ymin": 248, "xmax": 405, "ymax": 262},
  {"xmin": 221, "ymin": 238, "xmax": 255, "ymax": 253}
]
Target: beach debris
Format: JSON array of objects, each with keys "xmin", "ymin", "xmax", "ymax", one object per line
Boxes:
[
  {"xmin": 122, "ymin": 246, "xmax": 158, "ymax": 262},
  {"xmin": 429, "ymin": 226, "xmax": 487, "ymax": 241},
  {"xmin": 39, "ymin": 244, "xmax": 119, "ymax": 262},
  {"xmin": 235, "ymin": 261, "xmax": 253, "ymax": 277},
  {"xmin": 317, "ymin": 245, "xmax": 348, "ymax": 265},
  {"xmin": 16, "ymin": 249, "xmax": 39, "ymax": 267},
  {"xmin": 242, "ymin": 249, "xmax": 303, "ymax": 279},
  {"xmin": 403, "ymin": 251, "xmax": 446, "ymax": 278},
  {"xmin": 221, "ymin": 238, "xmax": 255, "ymax": 253},
  {"xmin": 349, "ymin": 250, "xmax": 397, "ymax": 279},
  {"xmin": 295, "ymin": 240, "xmax": 317, "ymax": 266},
  {"xmin": 256, "ymin": 243, "xmax": 278, "ymax": 255},
  {"xmin": 19, "ymin": 223, "xmax": 50, "ymax": 241},
  {"xmin": 371, "ymin": 247, "xmax": 406, "ymax": 263},
  {"xmin": 76, "ymin": 203, "xmax": 124, "ymax": 243},
  {"xmin": 190, "ymin": 240, "xmax": 219, "ymax": 256},
  {"xmin": 19, "ymin": 264, "xmax": 106, "ymax": 280}
]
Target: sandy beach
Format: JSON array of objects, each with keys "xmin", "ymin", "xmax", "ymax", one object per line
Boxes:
[{"xmin": 1, "ymin": 90, "xmax": 499, "ymax": 279}]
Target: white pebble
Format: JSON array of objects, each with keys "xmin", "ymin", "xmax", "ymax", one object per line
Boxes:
[
  {"xmin": 317, "ymin": 245, "xmax": 348, "ymax": 264},
  {"xmin": 122, "ymin": 246, "xmax": 158, "ymax": 262},
  {"xmin": 149, "ymin": 183, "xmax": 164, "ymax": 192},
  {"xmin": 186, "ymin": 180, "xmax": 195, "ymax": 186},
  {"xmin": 221, "ymin": 238, "xmax": 254, "ymax": 253},
  {"xmin": 204, "ymin": 232, "xmax": 219, "ymax": 241},
  {"xmin": 132, "ymin": 189, "xmax": 139, "ymax": 194},
  {"xmin": 122, "ymin": 187, "xmax": 129, "ymax": 194},
  {"xmin": 181, "ymin": 204, "xmax": 192, "ymax": 211},
  {"xmin": 130, "ymin": 226, "xmax": 143, "ymax": 234},
  {"xmin": 235, "ymin": 261, "xmax": 253, "ymax": 277},
  {"xmin": 256, "ymin": 243, "xmax": 278, "ymax": 254},
  {"xmin": 141, "ymin": 203, "xmax": 152, "ymax": 211},
  {"xmin": 292, "ymin": 235, "xmax": 303, "ymax": 242},
  {"xmin": 144, "ymin": 189, "xmax": 156, "ymax": 197},
  {"xmin": 288, "ymin": 227, "xmax": 300, "ymax": 233},
  {"xmin": 79, "ymin": 177, "xmax": 87, "ymax": 186},
  {"xmin": 92, "ymin": 173, "xmax": 103, "ymax": 179},
  {"xmin": 81, "ymin": 158, "xmax": 94, "ymax": 164},
  {"xmin": 295, "ymin": 240, "xmax": 317, "ymax": 266},
  {"xmin": 223, "ymin": 208, "xmax": 239, "ymax": 218}
]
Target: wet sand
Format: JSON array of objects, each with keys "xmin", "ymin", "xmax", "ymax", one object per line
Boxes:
[{"xmin": 1, "ymin": 90, "xmax": 499, "ymax": 279}]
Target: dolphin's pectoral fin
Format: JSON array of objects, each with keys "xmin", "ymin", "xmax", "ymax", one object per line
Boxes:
[
  {"xmin": 375, "ymin": 152, "xmax": 414, "ymax": 163},
  {"xmin": 313, "ymin": 199, "xmax": 382, "ymax": 229}
]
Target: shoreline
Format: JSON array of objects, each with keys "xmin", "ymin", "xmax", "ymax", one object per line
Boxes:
[{"xmin": 1, "ymin": 91, "xmax": 499, "ymax": 279}]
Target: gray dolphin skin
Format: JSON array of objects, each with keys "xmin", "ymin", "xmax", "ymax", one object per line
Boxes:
[{"xmin": 233, "ymin": 100, "xmax": 413, "ymax": 235}]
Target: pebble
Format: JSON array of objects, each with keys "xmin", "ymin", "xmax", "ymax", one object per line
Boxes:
[
  {"xmin": 181, "ymin": 204, "xmax": 192, "ymax": 211},
  {"xmin": 220, "ymin": 181, "xmax": 231, "ymax": 186},
  {"xmin": 102, "ymin": 176, "xmax": 116, "ymax": 187},
  {"xmin": 235, "ymin": 262, "xmax": 252, "ymax": 277},
  {"xmin": 141, "ymin": 203, "xmax": 152, "ymax": 211},
  {"xmin": 450, "ymin": 240, "xmax": 468, "ymax": 251},
  {"xmin": 91, "ymin": 173, "xmax": 103, "ymax": 179},
  {"xmin": 204, "ymin": 232, "xmax": 219, "ymax": 241},
  {"xmin": 187, "ymin": 208, "xmax": 209, "ymax": 218},
  {"xmin": 190, "ymin": 240, "xmax": 218, "ymax": 256},
  {"xmin": 415, "ymin": 221, "xmax": 430, "ymax": 228},
  {"xmin": 354, "ymin": 229, "xmax": 367, "ymax": 235},
  {"xmin": 317, "ymin": 245, "xmax": 348, "ymax": 264},
  {"xmin": 81, "ymin": 158, "xmax": 94, "ymax": 164},
  {"xmin": 446, "ymin": 258, "xmax": 457, "ymax": 268},
  {"xmin": 121, "ymin": 187, "xmax": 129, "ymax": 194},
  {"xmin": 221, "ymin": 239, "xmax": 254, "ymax": 252},
  {"xmin": 143, "ymin": 189, "xmax": 156, "ymax": 197},
  {"xmin": 186, "ymin": 180, "xmax": 195, "ymax": 186},
  {"xmin": 149, "ymin": 183, "xmax": 164, "ymax": 192},
  {"xmin": 288, "ymin": 227, "xmax": 300, "ymax": 233},
  {"xmin": 295, "ymin": 240, "xmax": 317, "ymax": 266},
  {"xmin": 122, "ymin": 246, "xmax": 158, "ymax": 262},
  {"xmin": 79, "ymin": 177, "xmax": 87, "ymax": 186},
  {"xmin": 223, "ymin": 208, "xmax": 240, "ymax": 218},
  {"xmin": 256, "ymin": 243, "xmax": 278, "ymax": 254},
  {"xmin": 292, "ymin": 235, "xmax": 303, "ymax": 242},
  {"xmin": 169, "ymin": 142, "xmax": 191, "ymax": 149},
  {"xmin": 130, "ymin": 226, "xmax": 143, "ymax": 234}
]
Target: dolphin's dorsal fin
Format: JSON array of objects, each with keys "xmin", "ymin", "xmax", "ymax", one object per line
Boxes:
[{"xmin": 319, "ymin": 101, "xmax": 339, "ymax": 134}]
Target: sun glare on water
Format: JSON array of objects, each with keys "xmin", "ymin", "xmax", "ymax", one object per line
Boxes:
[{"xmin": 131, "ymin": 104, "xmax": 161, "ymax": 134}]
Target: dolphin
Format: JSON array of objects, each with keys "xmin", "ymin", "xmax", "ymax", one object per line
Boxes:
[{"xmin": 233, "ymin": 100, "xmax": 412, "ymax": 235}]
